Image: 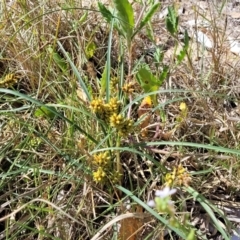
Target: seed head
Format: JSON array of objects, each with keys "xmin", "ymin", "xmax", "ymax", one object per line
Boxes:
[{"xmin": 93, "ymin": 167, "xmax": 106, "ymax": 183}]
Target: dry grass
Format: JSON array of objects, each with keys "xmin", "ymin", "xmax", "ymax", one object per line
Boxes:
[{"xmin": 0, "ymin": 0, "xmax": 240, "ymax": 239}]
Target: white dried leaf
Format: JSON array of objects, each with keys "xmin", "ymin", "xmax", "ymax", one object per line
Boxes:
[
  {"xmin": 195, "ymin": 31, "xmax": 213, "ymax": 49},
  {"xmin": 159, "ymin": 8, "xmax": 168, "ymax": 19},
  {"xmin": 229, "ymin": 37, "xmax": 240, "ymax": 55}
]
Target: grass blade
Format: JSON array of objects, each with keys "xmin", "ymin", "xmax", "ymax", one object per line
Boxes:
[
  {"xmin": 186, "ymin": 187, "xmax": 230, "ymax": 240},
  {"xmin": 57, "ymin": 41, "xmax": 91, "ymax": 101}
]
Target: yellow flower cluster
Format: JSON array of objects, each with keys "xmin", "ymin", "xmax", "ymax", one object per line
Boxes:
[
  {"xmin": 92, "ymin": 151, "xmax": 123, "ymax": 184},
  {"xmin": 92, "ymin": 152, "xmax": 111, "ymax": 183},
  {"xmin": 122, "ymin": 81, "xmax": 135, "ymax": 94},
  {"xmin": 93, "ymin": 152, "xmax": 111, "ymax": 167},
  {"xmin": 176, "ymin": 102, "xmax": 188, "ymax": 123},
  {"xmin": 93, "ymin": 167, "xmax": 106, "ymax": 183},
  {"xmin": 90, "ymin": 97, "xmax": 121, "ymax": 122},
  {"xmin": 165, "ymin": 164, "xmax": 191, "ymax": 187},
  {"xmin": 90, "ymin": 98, "xmax": 105, "ymax": 113},
  {"xmin": 110, "ymin": 171, "xmax": 122, "ymax": 184},
  {"xmin": 0, "ymin": 73, "xmax": 19, "ymax": 88},
  {"xmin": 110, "ymin": 113, "xmax": 134, "ymax": 136},
  {"xmin": 110, "ymin": 77, "xmax": 119, "ymax": 89},
  {"xmin": 29, "ymin": 136, "xmax": 42, "ymax": 147},
  {"xmin": 90, "ymin": 97, "xmax": 134, "ymax": 136},
  {"xmin": 108, "ymin": 98, "xmax": 121, "ymax": 116}
]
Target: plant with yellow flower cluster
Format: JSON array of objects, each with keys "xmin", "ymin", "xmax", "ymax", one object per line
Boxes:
[
  {"xmin": 92, "ymin": 151, "xmax": 122, "ymax": 184},
  {"xmin": 93, "ymin": 152, "xmax": 111, "ymax": 167},
  {"xmin": 110, "ymin": 76, "xmax": 119, "ymax": 91},
  {"xmin": 0, "ymin": 73, "xmax": 19, "ymax": 88},
  {"xmin": 90, "ymin": 97, "xmax": 121, "ymax": 123},
  {"xmin": 90, "ymin": 96, "xmax": 135, "ymax": 183},
  {"xmin": 93, "ymin": 167, "xmax": 106, "ymax": 183},
  {"xmin": 92, "ymin": 152, "xmax": 110, "ymax": 183},
  {"xmin": 90, "ymin": 97, "xmax": 134, "ymax": 136},
  {"xmin": 176, "ymin": 102, "xmax": 188, "ymax": 123},
  {"xmin": 110, "ymin": 113, "xmax": 134, "ymax": 136},
  {"xmin": 122, "ymin": 81, "xmax": 135, "ymax": 94},
  {"xmin": 165, "ymin": 164, "xmax": 192, "ymax": 187}
]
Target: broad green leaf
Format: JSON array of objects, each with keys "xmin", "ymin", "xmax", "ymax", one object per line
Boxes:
[
  {"xmin": 34, "ymin": 106, "xmax": 57, "ymax": 119},
  {"xmin": 86, "ymin": 42, "xmax": 96, "ymax": 59},
  {"xmin": 98, "ymin": 2, "xmax": 113, "ymax": 23},
  {"xmin": 137, "ymin": 67, "xmax": 159, "ymax": 93},
  {"xmin": 138, "ymin": 3, "xmax": 160, "ymax": 33},
  {"xmin": 47, "ymin": 46, "xmax": 68, "ymax": 73},
  {"xmin": 166, "ymin": 6, "xmax": 178, "ymax": 35},
  {"xmin": 136, "ymin": 67, "xmax": 163, "ymax": 106},
  {"xmin": 113, "ymin": 0, "xmax": 134, "ymax": 46}
]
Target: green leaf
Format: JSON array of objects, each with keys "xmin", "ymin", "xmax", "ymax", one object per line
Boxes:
[
  {"xmin": 57, "ymin": 41, "xmax": 91, "ymax": 101},
  {"xmin": 176, "ymin": 30, "xmax": 189, "ymax": 65},
  {"xmin": 47, "ymin": 46, "xmax": 68, "ymax": 73},
  {"xmin": 145, "ymin": 24, "xmax": 154, "ymax": 42},
  {"xmin": 113, "ymin": 0, "xmax": 134, "ymax": 45},
  {"xmin": 79, "ymin": 11, "xmax": 88, "ymax": 24},
  {"xmin": 153, "ymin": 47, "xmax": 164, "ymax": 63},
  {"xmin": 166, "ymin": 6, "xmax": 178, "ymax": 35},
  {"xmin": 159, "ymin": 65, "xmax": 169, "ymax": 83},
  {"xmin": 100, "ymin": 63, "xmax": 107, "ymax": 96},
  {"xmin": 85, "ymin": 42, "xmax": 96, "ymax": 59},
  {"xmin": 137, "ymin": 67, "xmax": 159, "ymax": 92},
  {"xmin": 137, "ymin": 3, "xmax": 160, "ymax": 33},
  {"xmin": 34, "ymin": 106, "xmax": 57, "ymax": 119},
  {"xmin": 98, "ymin": 2, "xmax": 113, "ymax": 23},
  {"xmin": 177, "ymin": 49, "xmax": 186, "ymax": 64},
  {"xmin": 186, "ymin": 229, "xmax": 197, "ymax": 240},
  {"xmin": 186, "ymin": 187, "xmax": 230, "ymax": 240},
  {"xmin": 136, "ymin": 67, "xmax": 164, "ymax": 106}
]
